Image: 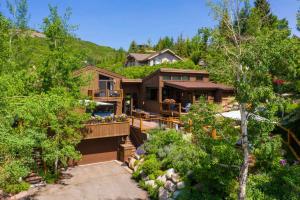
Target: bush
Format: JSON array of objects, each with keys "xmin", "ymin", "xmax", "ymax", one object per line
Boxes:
[
  {"xmin": 144, "ymin": 129, "xmax": 183, "ymax": 155},
  {"xmin": 141, "ymin": 155, "xmax": 161, "ymax": 177},
  {"xmin": 0, "ymin": 160, "xmax": 30, "ymax": 188},
  {"xmin": 4, "ymin": 182, "xmax": 30, "ymax": 194}
]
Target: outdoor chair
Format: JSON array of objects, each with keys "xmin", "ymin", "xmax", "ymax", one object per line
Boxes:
[{"xmin": 182, "ymin": 103, "xmax": 191, "ymax": 112}]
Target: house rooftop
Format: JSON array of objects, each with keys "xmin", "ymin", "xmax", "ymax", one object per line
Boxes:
[
  {"xmin": 127, "ymin": 49, "xmax": 183, "ymax": 62},
  {"xmin": 164, "ymin": 81, "xmax": 234, "ymax": 91},
  {"xmin": 159, "ymin": 68, "xmax": 209, "ymax": 74}
]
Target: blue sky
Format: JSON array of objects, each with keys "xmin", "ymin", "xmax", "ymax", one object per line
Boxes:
[{"xmin": 0, "ymin": 0, "xmax": 299, "ymax": 49}]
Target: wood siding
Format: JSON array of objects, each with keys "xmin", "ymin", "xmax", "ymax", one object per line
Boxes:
[{"xmin": 83, "ymin": 121, "xmax": 130, "ymax": 139}]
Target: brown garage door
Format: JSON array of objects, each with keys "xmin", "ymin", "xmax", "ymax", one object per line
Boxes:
[{"xmin": 77, "ymin": 137, "xmax": 120, "ymax": 165}]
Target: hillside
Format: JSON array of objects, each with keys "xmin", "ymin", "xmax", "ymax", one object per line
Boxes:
[{"xmin": 25, "ymin": 30, "xmax": 123, "ymax": 67}]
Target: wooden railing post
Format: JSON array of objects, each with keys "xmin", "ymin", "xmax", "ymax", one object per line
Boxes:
[
  {"xmin": 179, "ymin": 103, "xmax": 181, "ymax": 116},
  {"xmin": 140, "ymin": 118, "xmax": 143, "ymax": 132}
]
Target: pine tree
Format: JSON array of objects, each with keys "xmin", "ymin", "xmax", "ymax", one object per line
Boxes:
[
  {"xmin": 128, "ymin": 40, "xmax": 138, "ymax": 53},
  {"xmin": 254, "ymin": 0, "xmax": 276, "ymax": 27},
  {"xmin": 155, "ymin": 36, "xmax": 174, "ymax": 51},
  {"xmin": 236, "ymin": 1, "xmax": 251, "ymax": 35}
]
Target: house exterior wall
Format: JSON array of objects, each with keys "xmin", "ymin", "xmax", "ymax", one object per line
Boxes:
[
  {"xmin": 141, "ymin": 73, "xmax": 161, "ymax": 113},
  {"xmin": 77, "ymin": 67, "xmax": 123, "ymax": 115},
  {"xmin": 148, "ymin": 52, "xmax": 180, "ymax": 66}
]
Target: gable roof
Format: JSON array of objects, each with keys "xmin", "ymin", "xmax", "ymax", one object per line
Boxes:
[
  {"xmin": 147, "ymin": 49, "xmax": 183, "ymax": 61},
  {"xmin": 127, "ymin": 53, "xmax": 150, "ymax": 61},
  {"xmin": 127, "ymin": 49, "xmax": 183, "ymax": 62},
  {"xmin": 73, "ymin": 65, "xmax": 125, "ymax": 79},
  {"xmin": 142, "ymin": 68, "xmax": 209, "ymax": 82}
]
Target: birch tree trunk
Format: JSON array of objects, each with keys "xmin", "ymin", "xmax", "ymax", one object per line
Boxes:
[{"xmin": 238, "ymin": 103, "xmax": 249, "ymax": 200}]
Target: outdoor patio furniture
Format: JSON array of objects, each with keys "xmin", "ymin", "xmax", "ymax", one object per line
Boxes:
[{"xmin": 182, "ymin": 103, "xmax": 191, "ymax": 112}]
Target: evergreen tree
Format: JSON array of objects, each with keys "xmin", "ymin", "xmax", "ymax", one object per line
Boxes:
[
  {"xmin": 174, "ymin": 34, "xmax": 188, "ymax": 57},
  {"xmin": 155, "ymin": 36, "xmax": 174, "ymax": 51},
  {"xmin": 254, "ymin": 0, "xmax": 277, "ymax": 27},
  {"xmin": 128, "ymin": 40, "xmax": 138, "ymax": 53},
  {"xmin": 236, "ymin": 0, "xmax": 251, "ymax": 35}
]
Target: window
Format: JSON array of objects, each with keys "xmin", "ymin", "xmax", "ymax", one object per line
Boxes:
[
  {"xmin": 196, "ymin": 75, "xmax": 204, "ymax": 80},
  {"xmin": 163, "ymin": 75, "xmax": 171, "ymax": 80},
  {"xmin": 182, "ymin": 75, "xmax": 189, "ymax": 80},
  {"xmin": 146, "ymin": 87, "xmax": 158, "ymax": 101},
  {"xmin": 163, "ymin": 75, "xmax": 190, "ymax": 81},
  {"xmin": 172, "ymin": 75, "xmax": 181, "ymax": 80}
]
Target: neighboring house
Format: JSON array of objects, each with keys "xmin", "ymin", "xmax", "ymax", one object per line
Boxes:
[
  {"xmin": 74, "ymin": 66, "xmax": 234, "ymax": 165},
  {"xmin": 125, "ymin": 49, "xmax": 183, "ymax": 66}
]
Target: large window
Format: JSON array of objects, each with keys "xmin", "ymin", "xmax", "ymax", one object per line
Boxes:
[
  {"xmin": 146, "ymin": 87, "xmax": 158, "ymax": 101},
  {"xmin": 163, "ymin": 75, "xmax": 190, "ymax": 81}
]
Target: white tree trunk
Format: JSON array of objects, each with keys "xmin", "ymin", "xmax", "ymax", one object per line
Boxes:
[{"xmin": 238, "ymin": 103, "xmax": 249, "ymax": 200}]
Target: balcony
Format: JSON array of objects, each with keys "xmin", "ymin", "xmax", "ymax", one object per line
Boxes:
[
  {"xmin": 82, "ymin": 121, "xmax": 130, "ymax": 139},
  {"xmin": 88, "ymin": 89, "xmax": 123, "ymax": 101}
]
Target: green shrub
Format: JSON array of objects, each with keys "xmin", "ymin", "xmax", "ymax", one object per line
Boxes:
[
  {"xmin": 141, "ymin": 155, "xmax": 161, "ymax": 177},
  {"xmin": 0, "ymin": 160, "xmax": 30, "ymax": 188},
  {"xmin": 4, "ymin": 182, "xmax": 30, "ymax": 194},
  {"xmin": 144, "ymin": 129, "xmax": 183, "ymax": 155}
]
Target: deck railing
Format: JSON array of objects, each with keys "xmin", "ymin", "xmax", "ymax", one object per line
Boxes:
[
  {"xmin": 277, "ymin": 125, "xmax": 300, "ymax": 161},
  {"xmin": 83, "ymin": 121, "xmax": 130, "ymax": 139},
  {"xmin": 160, "ymin": 102, "xmax": 182, "ymax": 117},
  {"xmin": 88, "ymin": 89, "xmax": 123, "ymax": 100},
  {"xmin": 130, "ymin": 116, "xmax": 188, "ymax": 133}
]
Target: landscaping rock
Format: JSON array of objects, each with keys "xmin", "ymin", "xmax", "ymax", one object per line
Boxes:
[
  {"xmin": 156, "ymin": 175, "xmax": 167, "ymax": 184},
  {"xmin": 10, "ymin": 187, "xmax": 38, "ymax": 200},
  {"xmin": 176, "ymin": 181, "xmax": 185, "ymax": 190},
  {"xmin": 166, "ymin": 168, "xmax": 175, "ymax": 179},
  {"xmin": 134, "ymin": 153, "xmax": 141, "ymax": 160},
  {"xmin": 133, "ymin": 165, "xmax": 138, "ymax": 172},
  {"xmin": 158, "ymin": 187, "xmax": 169, "ymax": 200},
  {"xmin": 129, "ymin": 157, "xmax": 136, "ymax": 170},
  {"xmin": 171, "ymin": 173, "xmax": 180, "ymax": 183},
  {"xmin": 165, "ymin": 180, "xmax": 176, "ymax": 192},
  {"xmin": 145, "ymin": 180, "xmax": 156, "ymax": 188}
]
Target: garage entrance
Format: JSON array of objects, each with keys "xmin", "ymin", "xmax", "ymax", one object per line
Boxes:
[{"xmin": 77, "ymin": 137, "xmax": 121, "ymax": 165}]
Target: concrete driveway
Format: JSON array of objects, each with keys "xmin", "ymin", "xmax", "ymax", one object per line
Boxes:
[{"xmin": 33, "ymin": 161, "xmax": 148, "ymax": 200}]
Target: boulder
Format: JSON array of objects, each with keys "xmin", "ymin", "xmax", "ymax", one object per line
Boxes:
[
  {"xmin": 133, "ymin": 165, "xmax": 138, "ymax": 172},
  {"xmin": 145, "ymin": 180, "xmax": 157, "ymax": 188},
  {"xmin": 176, "ymin": 181, "xmax": 185, "ymax": 190},
  {"xmin": 158, "ymin": 187, "xmax": 169, "ymax": 200},
  {"xmin": 156, "ymin": 175, "xmax": 167, "ymax": 184},
  {"xmin": 128, "ymin": 157, "xmax": 136, "ymax": 170},
  {"xmin": 166, "ymin": 168, "xmax": 175, "ymax": 179},
  {"xmin": 165, "ymin": 180, "xmax": 176, "ymax": 192},
  {"xmin": 171, "ymin": 173, "xmax": 180, "ymax": 183},
  {"xmin": 134, "ymin": 153, "xmax": 141, "ymax": 160}
]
